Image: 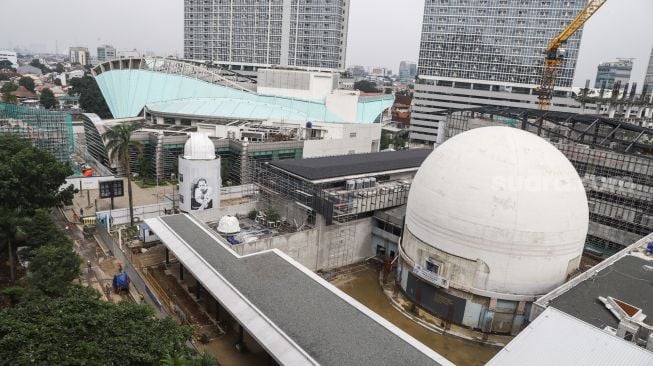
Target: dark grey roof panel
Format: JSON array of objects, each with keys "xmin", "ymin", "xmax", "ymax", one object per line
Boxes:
[
  {"xmin": 269, "ymin": 149, "xmax": 432, "ymax": 181},
  {"xmin": 549, "ymin": 255, "xmax": 653, "ymax": 329},
  {"xmin": 160, "ymin": 214, "xmax": 445, "ymax": 366}
]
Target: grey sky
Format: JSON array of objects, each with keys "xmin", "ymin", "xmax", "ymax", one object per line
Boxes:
[{"xmin": 1, "ymin": 0, "xmax": 651, "ymax": 87}]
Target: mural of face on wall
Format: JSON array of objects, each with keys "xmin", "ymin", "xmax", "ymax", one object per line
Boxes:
[{"xmin": 191, "ymin": 177, "xmax": 213, "ymax": 211}]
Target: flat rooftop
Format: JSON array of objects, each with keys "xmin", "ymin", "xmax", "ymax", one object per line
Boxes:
[
  {"xmin": 536, "ymin": 233, "xmax": 653, "ymax": 330},
  {"xmin": 147, "ymin": 214, "xmax": 450, "ymax": 366},
  {"xmin": 269, "ymin": 149, "xmax": 432, "ymax": 182},
  {"xmin": 487, "ymin": 307, "xmax": 653, "ymax": 366},
  {"xmin": 549, "ymin": 254, "xmax": 653, "ymax": 329}
]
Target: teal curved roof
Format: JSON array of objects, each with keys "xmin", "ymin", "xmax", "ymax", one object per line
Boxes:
[
  {"xmin": 146, "ymin": 97, "xmax": 345, "ymax": 122},
  {"xmin": 94, "ymin": 61, "xmax": 392, "ymax": 123}
]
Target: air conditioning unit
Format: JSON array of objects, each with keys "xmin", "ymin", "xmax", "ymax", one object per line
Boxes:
[{"xmin": 616, "ymin": 320, "xmax": 639, "ymax": 342}]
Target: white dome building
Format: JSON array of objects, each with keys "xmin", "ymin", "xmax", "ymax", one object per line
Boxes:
[
  {"xmin": 217, "ymin": 215, "xmax": 240, "ymax": 235},
  {"xmin": 399, "ymin": 126, "xmax": 588, "ymax": 335},
  {"xmin": 178, "ymin": 133, "xmax": 220, "ymax": 213}
]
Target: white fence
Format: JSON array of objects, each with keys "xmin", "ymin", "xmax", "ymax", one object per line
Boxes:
[{"xmin": 96, "ymin": 201, "xmax": 174, "ymax": 227}]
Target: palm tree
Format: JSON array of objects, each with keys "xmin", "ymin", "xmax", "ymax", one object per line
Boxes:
[
  {"xmin": 102, "ymin": 123, "xmax": 143, "ymax": 226},
  {"xmin": 0, "ymin": 208, "xmax": 27, "ymax": 282}
]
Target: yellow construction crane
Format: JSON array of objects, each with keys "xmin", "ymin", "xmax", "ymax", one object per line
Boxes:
[{"xmin": 537, "ymin": 0, "xmax": 608, "ymax": 110}]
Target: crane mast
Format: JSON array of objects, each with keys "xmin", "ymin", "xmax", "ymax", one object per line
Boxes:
[{"xmin": 537, "ymin": 0, "xmax": 607, "ymax": 110}]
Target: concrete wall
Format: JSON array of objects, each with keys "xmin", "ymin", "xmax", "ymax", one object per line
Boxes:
[
  {"xmin": 325, "ymin": 90, "xmax": 360, "ymax": 122},
  {"xmin": 231, "ymin": 215, "xmax": 373, "ymax": 271},
  {"xmin": 190, "ymin": 201, "xmax": 258, "ymax": 223},
  {"xmin": 303, "ymin": 123, "xmax": 381, "ymax": 157},
  {"xmin": 97, "ymin": 201, "xmax": 173, "ymax": 226}
]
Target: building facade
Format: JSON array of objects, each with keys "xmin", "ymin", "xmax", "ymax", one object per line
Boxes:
[
  {"xmin": 398, "ymin": 61, "xmax": 417, "ymax": 82},
  {"xmin": 594, "ymin": 59, "xmax": 633, "ymax": 89},
  {"xmin": 0, "ymin": 50, "xmax": 17, "ymax": 69},
  {"xmin": 644, "ymin": 48, "xmax": 653, "ymax": 93},
  {"xmin": 69, "ymin": 47, "xmax": 90, "ymax": 65},
  {"xmin": 97, "ymin": 45, "xmax": 116, "ymax": 62},
  {"xmin": 183, "ymin": 0, "xmax": 350, "ymax": 71},
  {"xmin": 410, "ymin": 0, "xmax": 587, "ymax": 146}
]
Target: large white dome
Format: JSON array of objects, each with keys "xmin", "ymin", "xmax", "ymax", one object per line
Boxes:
[
  {"xmin": 405, "ymin": 126, "xmax": 589, "ymax": 296},
  {"xmin": 183, "ymin": 133, "xmax": 216, "ymax": 160}
]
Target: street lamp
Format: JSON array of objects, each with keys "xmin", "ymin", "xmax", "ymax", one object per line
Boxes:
[{"xmin": 170, "ymin": 173, "xmax": 176, "ymax": 212}]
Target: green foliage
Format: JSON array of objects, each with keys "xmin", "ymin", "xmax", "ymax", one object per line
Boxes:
[
  {"xmin": 247, "ymin": 209, "xmax": 257, "ymax": 220},
  {"xmin": 161, "ymin": 352, "xmax": 220, "ymax": 366},
  {"xmin": 39, "ymin": 88, "xmax": 56, "ymax": 109},
  {"xmin": 22, "ymin": 209, "xmax": 70, "ymax": 259},
  {"xmin": 0, "ymin": 74, "xmax": 9, "ymax": 81},
  {"xmin": 0, "ymin": 286, "xmax": 193, "ymax": 365},
  {"xmin": 0, "ymin": 60, "xmax": 14, "ymax": 70},
  {"xmin": 1, "ymin": 286, "xmax": 25, "ymax": 306},
  {"xmin": 55, "ymin": 63, "xmax": 65, "ymax": 73},
  {"xmin": 0, "ymin": 136, "xmax": 75, "ymax": 212},
  {"xmin": 354, "ymin": 80, "xmax": 381, "ymax": 93},
  {"xmin": 0, "ymin": 207, "xmax": 28, "ymax": 282},
  {"xmin": 29, "ymin": 59, "xmax": 51, "ymax": 74},
  {"xmin": 28, "ymin": 244, "xmax": 82, "ymax": 296},
  {"xmin": 69, "ymin": 75, "xmax": 112, "ymax": 118},
  {"xmin": 198, "ymin": 333, "xmax": 210, "ymax": 344},
  {"xmin": 138, "ymin": 154, "xmax": 152, "ymax": 178},
  {"xmin": 53, "ymin": 78, "xmax": 62, "ymax": 86},
  {"xmin": 264, "ymin": 208, "xmax": 280, "ymax": 222},
  {"xmin": 0, "ymin": 82, "xmax": 18, "ymax": 93},
  {"xmin": 18, "ymin": 76, "xmax": 35, "ymax": 92}
]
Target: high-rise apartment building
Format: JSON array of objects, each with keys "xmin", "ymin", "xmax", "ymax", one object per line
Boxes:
[
  {"xmin": 410, "ymin": 0, "xmax": 587, "ymax": 146},
  {"xmin": 644, "ymin": 47, "xmax": 653, "ymax": 92},
  {"xmin": 97, "ymin": 45, "xmax": 116, "ymax": 62},
  {"xmin": 399, "ymin": 61, "xmax": 417, "ymax": 82},
  {"xmin": 183, "ymin": 0, "xmax": 350, "ymax": 71},
  {"xmin": 594, "ymin": 59, "xmax": 632, "ymax": 89},
  {"xmin": 69, "ymin": 47, "xmax": 90, "ymax": 65}
]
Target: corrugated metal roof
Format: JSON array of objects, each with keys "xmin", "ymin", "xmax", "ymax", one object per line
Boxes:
[{"xmin": 487, "ymin": 307, "xmax": 653, "ymax": 366}]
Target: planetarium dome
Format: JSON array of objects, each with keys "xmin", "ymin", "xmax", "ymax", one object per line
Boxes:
[
  {"xmin": 183, "ymin": 133, "xmax": 216, "ymax": 160},
  {"xmin": 404, "ymin": 126, "xmax": 589, "ymax": 296}
]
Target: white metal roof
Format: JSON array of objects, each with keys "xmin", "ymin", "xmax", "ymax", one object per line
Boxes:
[{"xmin": 487, "ymin": 307, "xmax": 653, "ymax": 366}]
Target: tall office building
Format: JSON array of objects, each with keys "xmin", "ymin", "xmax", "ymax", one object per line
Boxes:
[
  {"xmin": 644, "ymin": 47, "xmax": 653, "ymax": 92},
  {"xmin": 410, "ymin": 0, "xmax": 587, "ymax": 146},
  {"xmin": 97, "ymin": 45, "xmax": 116, "ymax": 62},
  {"xmin": 69, "ymin": 47, "xmax": 90, "ymax": 65},
  {"xmin": 594, "ymin": 59, "xmax": 632, "ymax": 89},
  {"xmin": 183, "ymin": 0, "xmax": 350, "ymax": 72},
  {"xmin": 399, "ymin": 61, "xmax": 417, "ymax": 82}
]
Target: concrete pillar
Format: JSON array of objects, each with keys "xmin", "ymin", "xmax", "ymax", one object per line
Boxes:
[
  {"xmin": 179, "ymin": 263, "xmax": 184, "ymax": 280},
  {"xmin": 196, "ymin": 280, "xmax": 202, "ymax": 300},
  {"xmin": 165, "ymin": 248, "xmax": 169, "ymax": 264}
]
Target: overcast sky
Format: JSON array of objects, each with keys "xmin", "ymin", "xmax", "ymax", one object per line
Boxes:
[{"xmin": 1, "ymin": 0, "xmax": 651, "ymax": 87}]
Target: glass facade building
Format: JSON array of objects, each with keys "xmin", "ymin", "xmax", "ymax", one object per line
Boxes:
[
  {"xmin": 644, "ymin": 48, "xmax": 653, "ymax": 92},
  {"xmin": 184, "ymin": 0, "xmax": 349, "ymax": 71},
  {"xmin": 410, "ymin": 0, "xmax": 587, "ymax": 146}
]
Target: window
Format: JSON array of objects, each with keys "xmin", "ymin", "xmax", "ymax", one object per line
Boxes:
[
  {"xmin": 349, "ymin": 132, "xmax": 357, "ymax": 138},
  {"xmin": 179, "ymin": 195, "xmax": 184, "ymax": 203},
  {"xmin": 425, "ymin": 259, "xmax": 440, "ymax": 274},
  {"xmin": 179, "ymin": 174, "xmax": 183, "ymax": 182}
]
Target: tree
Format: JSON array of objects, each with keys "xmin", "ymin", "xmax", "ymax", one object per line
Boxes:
[
  {"xmin": 55, "ymin": 63, "xmax": 65, "ymax": 73},
  {"xmin": 0, "ymin": 136, "xmax": 75, "ymax": 212},
  {"xmin": 103, "ymin": 123, "xmax": 144, "ymax": 226},
  {"xmin": 53, "ymin": 78, "xmax": 62, "ymax": 86},
  {"xmin": 40, "ymin": 88, "xmax": 57, "ymax": 109},
  {"xmin": 354, "ymin": 80, "xmax": 381, "ymax": 93},
  {"xmin": 28, "ymin": 244, "xmax": 81, "ymax": 296},
  {"xmin": 29, "ymin": 59, "xmax": 51, "ymax": 74},
  {"xmin": 69, "ymin": 75, "xmax": 112, "ymax": 118},
  {"xmin": 0, "ymin": 60, "xmax": 14, "ymax": 70},
  {"xmin": 0, "ymin": 207, "xmax": 28, "ymax": 282},
  {"xmin": 0, "ymin": 82, "xmax": 18, "ymax": 94},
  {"xmin": 18, "ymin": 76, "xmax": 35, "ymax": 92},
  {"xmin": 23, "ymin": 209, "xmax": 70, "ymax": 257},
  {"xmin": 0, "ymin": 286, "xmax": 193, "ymax": 365}
]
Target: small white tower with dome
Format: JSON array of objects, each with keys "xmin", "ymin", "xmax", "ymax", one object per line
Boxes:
[{"xmin": 178, "ymin": 133, "xmax": 220, "ymax": 213}]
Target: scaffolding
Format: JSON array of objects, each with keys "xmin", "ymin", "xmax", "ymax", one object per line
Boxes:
[
  {"xmin": 446, "ymin": 108, "xmax": 653, "ymax": 256},
  {"xmin": 0, "ymin": 103, "xmax": 74, "ymax": 163}
]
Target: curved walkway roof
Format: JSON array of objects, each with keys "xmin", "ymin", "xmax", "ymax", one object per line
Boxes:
[{"xmin": 92, "ymin": 58, "xmax": 392, "ymax": 123}]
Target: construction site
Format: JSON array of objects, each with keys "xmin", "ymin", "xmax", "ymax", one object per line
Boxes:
[{"xmin": 0, "ymin": 102, "xmax": 74, "ymax": 163}]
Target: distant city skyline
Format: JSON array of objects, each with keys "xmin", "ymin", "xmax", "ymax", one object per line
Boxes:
[{"xmin": 0, "ymin": 0, "xmax": 651, "ymax": 87}]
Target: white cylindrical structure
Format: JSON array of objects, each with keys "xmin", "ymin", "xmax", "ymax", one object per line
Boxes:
[{"xmin": 178, "ymin": 133, "xmax": 220, "ymax": 213}]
